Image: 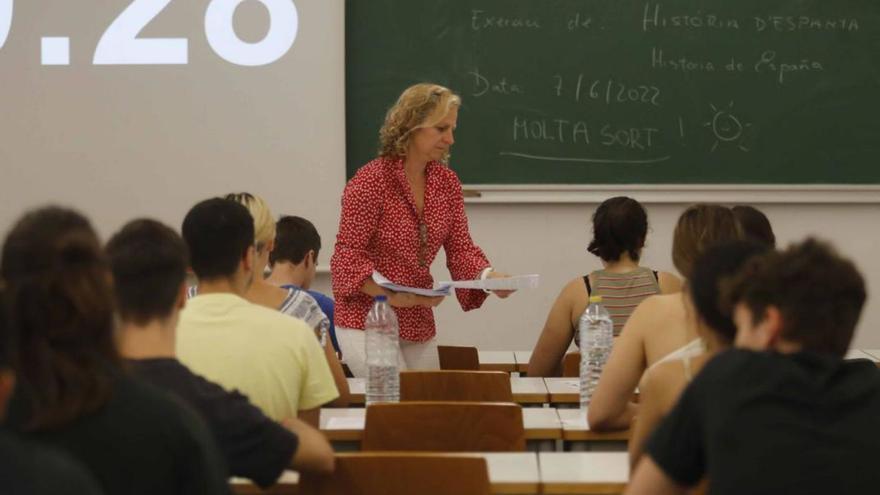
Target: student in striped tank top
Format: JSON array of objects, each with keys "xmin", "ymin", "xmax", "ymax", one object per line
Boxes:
[
  {"xmin": 588, "ymin": 204, "xmax": 742, "ymax": 431},
  {"xmin": 528, "ymin": 197, "xmax": 681, "ymax": 377}
]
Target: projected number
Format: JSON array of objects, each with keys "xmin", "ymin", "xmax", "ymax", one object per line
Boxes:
[
  {"xmin": 206, "ymin": 0, "xmax": 298, "ymax": 66},
  {"xmin": 94, "ymin": 0, "xmax": 187, "ymax": 65},
  {"xmin": 0, "ymin": 0, "xmax": 12, "ymax": 50},
  {"xmin": 91, "ymin": 0, "xmax": 297, "ymax": 66}
]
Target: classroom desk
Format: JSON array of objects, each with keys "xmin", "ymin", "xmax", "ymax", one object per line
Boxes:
[
  {"xmin": 543, "ymin": 377, "xmax": 580, "ymax": 405},
  {"xmin": 514, "ymin": 351, "xmax": 532, "ymax": 373},
  {"xmin": 539, "ymin": 452, "xmax": 629, "ymax": 494},
  {"xmin": 479, "ymin": 351, "xmax": 519, "ymax": 372},
  {"xmin": 320, "ymin": 407, "xmax": 563, "ymax": 443},
  {"xmin": 231, "ymin": 452, "xmax": 629, "ymax": 495},
  {"xmin": 346, "ymin": 377, "xmax": 550, "ymax": 405},
  {"xmin": 556, "ymin": 408, "xmax": 630, "ymax": 451}
]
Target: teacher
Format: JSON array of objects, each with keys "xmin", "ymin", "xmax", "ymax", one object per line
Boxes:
[{"xmin": 330, "ymin": 83, "xmax": 511, "ymax": 376}]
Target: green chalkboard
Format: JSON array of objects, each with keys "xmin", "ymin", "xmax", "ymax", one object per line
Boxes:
[{"xmin": 345, "ymin": 0, "xmax": 880, "ymax": 185}]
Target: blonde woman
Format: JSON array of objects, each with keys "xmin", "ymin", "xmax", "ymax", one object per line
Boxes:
[
  {"xmin": 225, "ymin": 192, "xmax": 349, "ymax": 407},
  {"xmin": 330, "ymin": 83, "xmax": 512, "ymax": 377}
]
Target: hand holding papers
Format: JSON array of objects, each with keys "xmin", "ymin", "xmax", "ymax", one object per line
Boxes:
[{"xmin": 372, "ymin": 271, "xmax": 540, "ymax": 297}]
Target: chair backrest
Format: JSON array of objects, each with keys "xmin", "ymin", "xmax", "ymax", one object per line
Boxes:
[
  {"xmin": 362, "ymin": 401, "xmax": 526, "ymax": 452},
  {"xmin": 562, "ymin": 352, "xmax": 581, "ymax": 377},
  {"xmin": 437, "ymin": 345, "xmax": 480, "ymax": 370},
  {"xmin": 300, "ymin": 452, "xmax": 491, "ymax": 495},
  {"xmin": 400, "ymin": 370, "xmax": 513, "ymax": 402}
]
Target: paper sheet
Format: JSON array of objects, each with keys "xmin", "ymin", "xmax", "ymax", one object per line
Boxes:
[
  {"xmin": 437, "ymin": 274, "xmax": 540, "ymax": 291},
  {"xmin": 325, "ymin": 417, "xmax": 365, "ymax": 429},
  {"xmin": 372, "ymin": 271, "xmax": 451, "ymax": 297}
]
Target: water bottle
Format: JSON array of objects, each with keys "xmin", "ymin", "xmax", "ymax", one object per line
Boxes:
[
  {"xmin": 579, "ymin": 295, "xmax": 613, "ymax": 409},
  {"xmin": 365, "ymin": 295, "xmax": 400, "ymax": 405}
]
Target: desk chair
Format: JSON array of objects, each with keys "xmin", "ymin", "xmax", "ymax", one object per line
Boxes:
[
  {"xmin": 301, "ymin": 452, "xmax": 491, "ymax": 495},
  {"xmin": 363, "ymin": 401, "xmax": 526, "ymax": 452},
  {"xmin": 562, "ymin": 352, "xmax": 580, "ymax": 377},
  {"xmin": 400, "ymin": 370, "xmax": 514, "ymax": 402},
  {"xmin": 437, "ymin": 345, "xmax": 480, "ymax": 370}
]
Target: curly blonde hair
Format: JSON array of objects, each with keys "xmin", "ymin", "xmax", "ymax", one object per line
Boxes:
[
  {"xmin": 224, "ymin": 192, "xmax": 275, "ymax": 252},
  {"xmin": 378, "ymin": 83, "xmax": 461, "ymax": 161}
]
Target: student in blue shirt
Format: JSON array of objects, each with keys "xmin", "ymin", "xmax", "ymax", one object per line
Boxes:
[{"xmin": 266, "ymin": 216, "xmax": 340, "ymax": 356}]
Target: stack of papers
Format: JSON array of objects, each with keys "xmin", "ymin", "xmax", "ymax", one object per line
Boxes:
[{"xmin": 372, "ymin": 271, "xmax": 539, "ymax": 297}]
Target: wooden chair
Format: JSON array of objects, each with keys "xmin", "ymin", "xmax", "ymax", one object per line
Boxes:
[
  {"xmin": 437, "ymin": 345, "xmax": 480, "ymax": 370},
  {"xmin": 400, "ymin": 370, "xmax": 513, "ymax": 402},
  {"xmin": 362, "ymin": 401, "xmax": 526, "ymax": 452},
  {"xmin": 562, "ymin": 352, "xmax": 580, "ymax": 377},
  {"xmin": 300, "ymin": 452, "xmax": 491, "ymax": 495}
]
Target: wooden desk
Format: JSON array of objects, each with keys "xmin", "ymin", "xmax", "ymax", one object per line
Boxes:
[
  {"xmin": 231, "ymin": 452, "xmax": 630, "ymax": 495},
  {"xmin": 514, "ymin": 351, "xmax": 532, "ymax": 373},
  {"xmin": 479, "ymin": 351, "xmax": 519, "ymax": 372},
  {"xmin": 231, "ymin": 452, "xmax": 540, "ymax": 495},
  {"xmin": 539, "ymin": 452, "xmax": 629, "ymax": 494},
  {"xmin": 320, "ymin": 407, "xmax": 563, "ymax": 443},
  {"xmin": 346, "ymin": 377, "xmax": 550, "ymax": 405},
  {"xmin": 556, "ymin": 408, "xmax": 631, "ymax": 445},
  {"xmin": 544, "ymin": 377, "xmax": 580, "ymax": 405}
]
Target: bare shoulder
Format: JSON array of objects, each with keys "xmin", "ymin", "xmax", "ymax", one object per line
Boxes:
[
  {"xmin": 640, "ymin": 359, "xmax": 688, "ymax": 407},
  {"xmin": 656, "ymin": 271, "xmax": 683, "ymax": 294},
  {"xmin": 632, "ymin": 292, "xmax": 681, "ymax": 316}
]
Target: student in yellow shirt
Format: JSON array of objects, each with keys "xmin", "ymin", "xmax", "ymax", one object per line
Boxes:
[{"xmin": 177, "ymin": 198, "xmax": 339, "ymax": 425}]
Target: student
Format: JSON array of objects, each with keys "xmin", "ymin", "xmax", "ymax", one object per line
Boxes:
[
  {"xmin": 588, "ymin": 204, "xmax": 741, "ymax": 431},
  {"xmin": 176, "ymin": 198, "xmax": 338, "ymax": 424},
  {"xmin": 224, "ymin": 193, "xmax": 348, "ymax": 406},
  {"xmin": 732, "ymin": 205, "xmax": 776, "ymax": 247},
  {"xmin": 528, "ymin": 196, "xmax": 681, "ymax": 376},
  {"xmin": 0, "ymin": 206, "xmax": 229, "ymax": 495},
  {"xmin": 628, "ymin": 240, "xmax": 767, "ymax": 468},
  {"xmin": 266, "ymin": 215, "xmax": 340, "ymax": 355},
  {"xmin": 628, "ymin": 238, "xmax": 879, "ymax": 495},
  {"xmin": 0, "ymin": 288, "xmax": 104, "ymax": 495},
  {"xmin": 106, "ymin": 219, "xmax": 334, "ymax": 487}
]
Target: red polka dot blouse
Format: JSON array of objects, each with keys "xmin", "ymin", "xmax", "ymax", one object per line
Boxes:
[{"xmin": 330, "ymin": 156, "xmax": 490, "ymax": 342}]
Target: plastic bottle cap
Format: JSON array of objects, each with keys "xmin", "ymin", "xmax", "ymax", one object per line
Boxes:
[
  {"xmin": 589, "ymin": 295, "xmax": 603, "ymax": 303},
  {"xmin": 374, "ymin": 295, "xmax": 388, "ymax": 302}
]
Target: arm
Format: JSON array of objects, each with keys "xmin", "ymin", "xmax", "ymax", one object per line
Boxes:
[
  {"xmin": 323, "ymin": 336, "xmax": 351, "ymax": 407},
  {"xmin": 657, "ymin": 271, "xmax": 683, "ymax": 294},
  {"xmin": 629, "ymin": 362, "xmax": 683, "ymax": 469},
  {"xmin": 441, "ymin": 170, "xmax": 491, "ymax": 311},
  {"xmin": 282, "ymin": 417, "xmax": 335, "ymax": 474},
  {"xmin": 588, "ymin": 298, "xmax": 658, "ymax": 430},
  {"xmin": 330, "ymin": 167, "xmax": 385, "ymax": 301},
  {"xmin": 626, "ymin": 457, "xmax": 687, "ymax": 495},
  {"xmin": 528, "ymin": 278, "xmax": 584, "ymax": 377}
]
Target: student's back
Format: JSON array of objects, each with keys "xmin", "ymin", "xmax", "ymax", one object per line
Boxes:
[
  {"xmin": 6, "ymin": 371, "xmax": 230, "ymax": 495},
  {"xmin": 646, "ymin": 350, "xmax": 880, "ymax": 494},
  {"xmin": 0, "ymin": 206, "xmax": 230, "ymax": 495},
  {"xmin": 0, "ymin": 429, "xmax": 103, "ymax": 495}
]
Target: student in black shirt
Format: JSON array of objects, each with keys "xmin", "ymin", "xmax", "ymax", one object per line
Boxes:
[
  {"xmin": 105, "ymin": 218, "xmax": 334, "ymax": 488},
  {"xmin": 0, "ymin": 207, "xmax": 230, "ymax": 495},
  {"xmin": 627, "ymin": 238, "xmax": 880, "ymax": 495},
  {"xmin": 0, "ymin": 288, "xmax": 103, "ymax": 495}
]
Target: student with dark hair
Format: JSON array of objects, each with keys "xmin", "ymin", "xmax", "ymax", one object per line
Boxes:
[
  {"xmin": 628, "ymin": 238, "xmax": 880, "ymax": 495},
  {"xmin": 0, "ymin": 288, "xmax": 104, "ymax": 495},
  {"xmin": 1, "ymin": 206, "xmax": 229, "ymax": 495},
  {"xmin": 528, "ymin": 197, "xmax": 681, "ymax": 376},
  {"xmin": 266, "ymin": 215, "xmax": 340, "ymax": 355},
  {"xmin": 732, "ymin": 205, "xmax": 776, "ymax": 247},
  {"xmin": 588, "ymin": 204, "xmax": 741, "ymax": 431},
  {"xmin": 107, "ymin": 219, "xmax": 334, "ymax": 488},
  {"xmin": 628, "ymin": 240, "xmax": 768, "ymax": 468},
  {"xmin": 177, "ymin": 199, "xmax": 338, "ymax": 425}
]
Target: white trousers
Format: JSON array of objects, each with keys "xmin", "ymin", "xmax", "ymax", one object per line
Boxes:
[{"xmin": 337, "ymin": 327, "xmax": 440, "ymax": 378}]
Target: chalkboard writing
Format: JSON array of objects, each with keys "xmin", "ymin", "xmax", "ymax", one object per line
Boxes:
[{"xmin": 345, "ymin": 0, "xmax": 880, "ymax": 184}]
